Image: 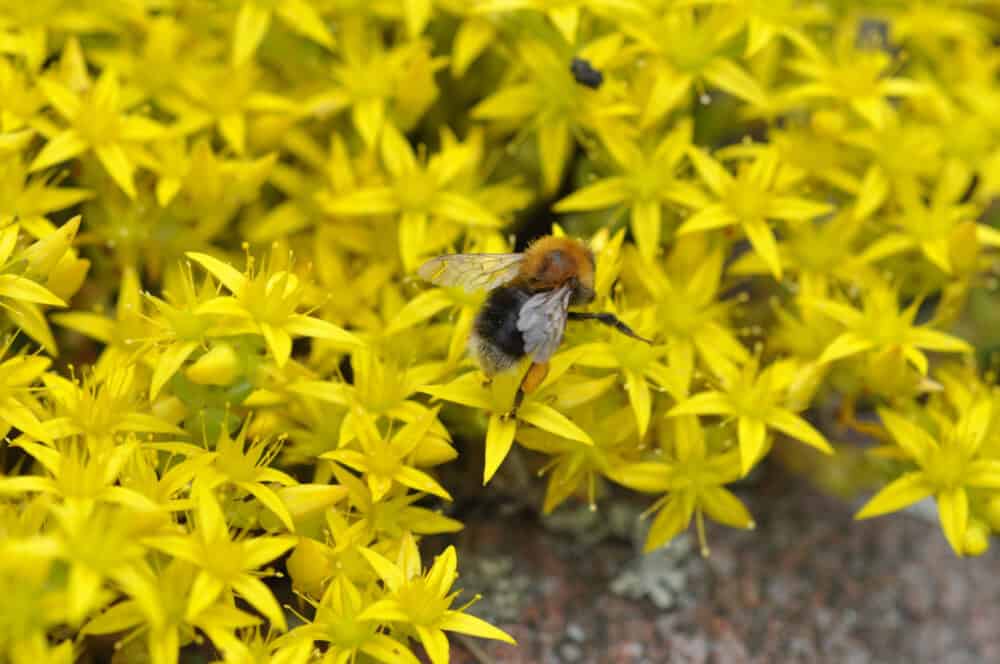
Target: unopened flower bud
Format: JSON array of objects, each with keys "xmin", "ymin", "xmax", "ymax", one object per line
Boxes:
[{"xmin": 186, "ymin": 344, "xmax": 240, "ymax": 385}]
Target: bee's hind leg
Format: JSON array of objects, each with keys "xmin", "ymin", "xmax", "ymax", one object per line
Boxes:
[{"xmin": 505, "ymin": 362, "xmax": 549, "ymax": 419}]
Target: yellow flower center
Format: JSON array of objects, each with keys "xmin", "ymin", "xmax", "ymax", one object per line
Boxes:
[
  {"xmin": 725, "ymin": 178, "xmax": 769, "ymax": 221},
  {"xmin": 75, "ymin": 97, "xmax": 122, "ymax": 146},
  {"xmin": 395, "ymin": 169, "xmax": 436, "ymax": 212},
  {"xmin": 924, "ymin": 446, "xmax": 966, "ymax": 489},
  {"xmin": 395, "ymin": 579, "xmax": 449, "ymax": 626}
]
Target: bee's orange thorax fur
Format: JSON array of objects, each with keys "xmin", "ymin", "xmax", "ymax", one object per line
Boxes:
[{"xmin": 517, "ymin": 235, "xmax": 595, "ymax": 292}]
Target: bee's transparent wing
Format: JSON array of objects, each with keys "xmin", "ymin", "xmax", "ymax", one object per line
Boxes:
[
  {"xmin": 517, "ymin": 286, "xmax": 572, "ymax": 364},
  {"xmin": 417, "ymin": 253, "xmax": 524, "ymax": 293}
]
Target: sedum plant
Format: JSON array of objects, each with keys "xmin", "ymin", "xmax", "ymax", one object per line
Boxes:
[{"xmin": 0, "ymin": 0, "xmax": 1000, "ymax": 662}]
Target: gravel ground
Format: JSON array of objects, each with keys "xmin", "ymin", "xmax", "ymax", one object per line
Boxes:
[{"xmin": 435, "ymin": 466, "xmax": 1000, "ymax": 664}]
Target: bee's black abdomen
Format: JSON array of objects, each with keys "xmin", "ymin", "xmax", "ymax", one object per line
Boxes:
[{"xmin": 470, "ymin": 285, "xmax": 531, "ymax": 374}]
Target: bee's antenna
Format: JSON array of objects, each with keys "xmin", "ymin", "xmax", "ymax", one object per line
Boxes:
[{"xmin": 567, "ymin": 312, "xmax": 653, "ymax": 344}]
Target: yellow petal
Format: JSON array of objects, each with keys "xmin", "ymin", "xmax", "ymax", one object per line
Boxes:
[
  {"xmin": 440, "ymin": 610, "xmax": 517, "ymax": 644},
  {"xmin": 677, "ymin": 204, "xmax": 737, "ymax": 234},
  {"xmin": 452, "ymin": 18, "xmax": 495, "ymax": 77},
  {"xmin": 737, "ymin": 417, "xmax": 767, "ymax": 476},
  {"xmin": 231, "ymin": 575, "xmax": 286, "ymax": 632},
  {"xmin": 30, "ymin": 130, "xmax": 88, "ymax": 172},
  {"xmin": 644, "ymin": 492, "xmax": 695, "ymax": 552},
  {"xmin": 275, "ymin": 0, "xmax": 335, "ymax": 48},
  {"xmin": 0, "ymin": 275, "xmax": 66, "ymax": 307},
  {"xmin": 261, "ymin": 322, "xmax": 292, "ymax": 367},
  {"xmin": 876, "ymin": 407, "xmax": 938, "ymax": 464},
  {"xmin": 517, "ymin": 402, "xmax": 593, "ymax": 445},
  {"xmin": 702, "ymin": 58, "xmax": 766, "ymax": 106},
  {"xmin": 855, "ymin": 472, "xmax": 933, "ymax": 519},
  {"xmin": 742, "ymin": 217, "xmax": 782, "ymax": 280},
  {"xmin": 553, "ymin": 177, "xmax": 630, "ymax": 213},
  {"xmin": 94, "ymin": 143, "xmax": 137, "ymax": 199},
  {"xmin": 937, "ymin": 487, "xmax": 969, "ymax": 556},
  {"xmin": 631, "ymin": 199, "xmax": 662, "ymax": 262},
  {"xmin": 700, "ymin": 487, "xmax": 755, "ymax": 529},
  {"xmin": 624, "ymin": 368, "xmax": 651, "ymax": 439},
  {"xmin": 483, "ymin": 413, "xmax": 517, "ymax": 484},
  {"xmin": 186, "ymin": 252, "xmax": 247, "ymax": 295},
  {"xmin": 766, "ymin": 409, "xmax": 833, "ymax": 454},
  {"xmin": 232, "ymin": 1, "xmax": 272, "ymax": 65}
]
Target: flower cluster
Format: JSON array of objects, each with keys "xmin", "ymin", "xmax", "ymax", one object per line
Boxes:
[{"xmin": 1, "ymin": 0, "xmax": 1000, "ymax": 661}]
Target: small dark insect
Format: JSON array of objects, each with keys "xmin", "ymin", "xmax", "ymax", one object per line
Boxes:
[
  {"xmin": 855, "ymin": 18, "xmax": 892, "ymax": 53},
  {"xmin": 570, "ymin": 57, "xmax": 603, "ymax": 89},
  {"xmin": 418, "ymin": 235, "xmax": 651, "ymax": 414}
]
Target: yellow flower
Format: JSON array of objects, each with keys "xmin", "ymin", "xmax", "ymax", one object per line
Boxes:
[
  {"xmin": 677, "ymin": 147, "xmax": 832, "ymax": 280},
  {"xmin": 1, "ymin": 435, "xmax": 155, "ymax": 511},
  {"xmin": 722, "ymin": 0, "xmax": 829, "ymax": 57},
  {"xmin": 323, "ymin": 405, "xmax": 452, "ymax": 502},
  {"xmin": 554, "ymin": 118, "xmax": 707, "ymax": 260},
  {"xmin": 194, "ymin": 419, "xmax": 300, "ymax": 532},
  {"xmin": 804, "ymin": 277, "xmax": 972, "ymax": 375},
  {"xmin": 621, "ymin": 7, "xmax": 767, "ymax": 128},
  {"xmin": 304, "ymin": 17, "xmax": 445, "ymax": 147},
  {"xmin": 628, "ymin": 239, "xmax": 748, "ymax": 397},
  {"xmin": 186, "ymin": 247, "xmax": 362, "ymax": 368},
  {"xmin": 857, "ymin": 400, "xmax": 1000, "ymax": 556},
  {"xmin": 572, "ymin": 307, "xmax": 665, "ymax": 439},
  {"xmin": 144, "ymin": 487, "xmax": 296, "ymax": 631},
  {"xmin": 518, "ymin": 397, "xmax": 636, "ymax": 513},
  {"xmin": 359, "ymin": 532, "xmax": 515, "ymax": 664},
  {"xmin": 169, "ymin": 63, "xmax": 294, "ymax": 155},
  {"xmin": 733, "ymin": 213, "xmax": 872, "ymax": 300},
  {"xmin": 612, "ymin": 415, "xmax": 752, "ymax": 554},
  {"xmin": 421, "ymin": 348, "xmax": 595, "ymax": 483},
  {"xmin": 31, "ymin": 62, "xmax": 165, "ymax": 198},
  {"xmin": 859, "ymin": 161, "xmax": 1000, "ymax": 274},
  {"xmin": 278, "ymin": 574, "xmax": 421, "ymax": 664},
  {"xmin": 785, "ymin": 22, "xmax": 925, "ymax": 129},
  {"xmin": 323, "ymin": 464, "xmax": 461, "ymax": 569},
  {"xmin": 472, "ymin": 34, "xmax": 637, "ymax": 193},
  {"xmin": 669, "ymin": 356, "xmax": 833, "ymax": 476},
  {"xmin": 319, "ymin": 124, "xmax": 506, "ymax": 271},
  {"xmin": 42, "ymin": 364, "xmax": 183, "ymax": 443},
  {"xmin": 82, "ymin": 558, "xmax": 264, "ymax": 664}
]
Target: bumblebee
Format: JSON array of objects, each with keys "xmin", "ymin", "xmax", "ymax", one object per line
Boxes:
[{"xmin": 418, "ymin": 235, "xmax": 650, "ymax": 412}]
